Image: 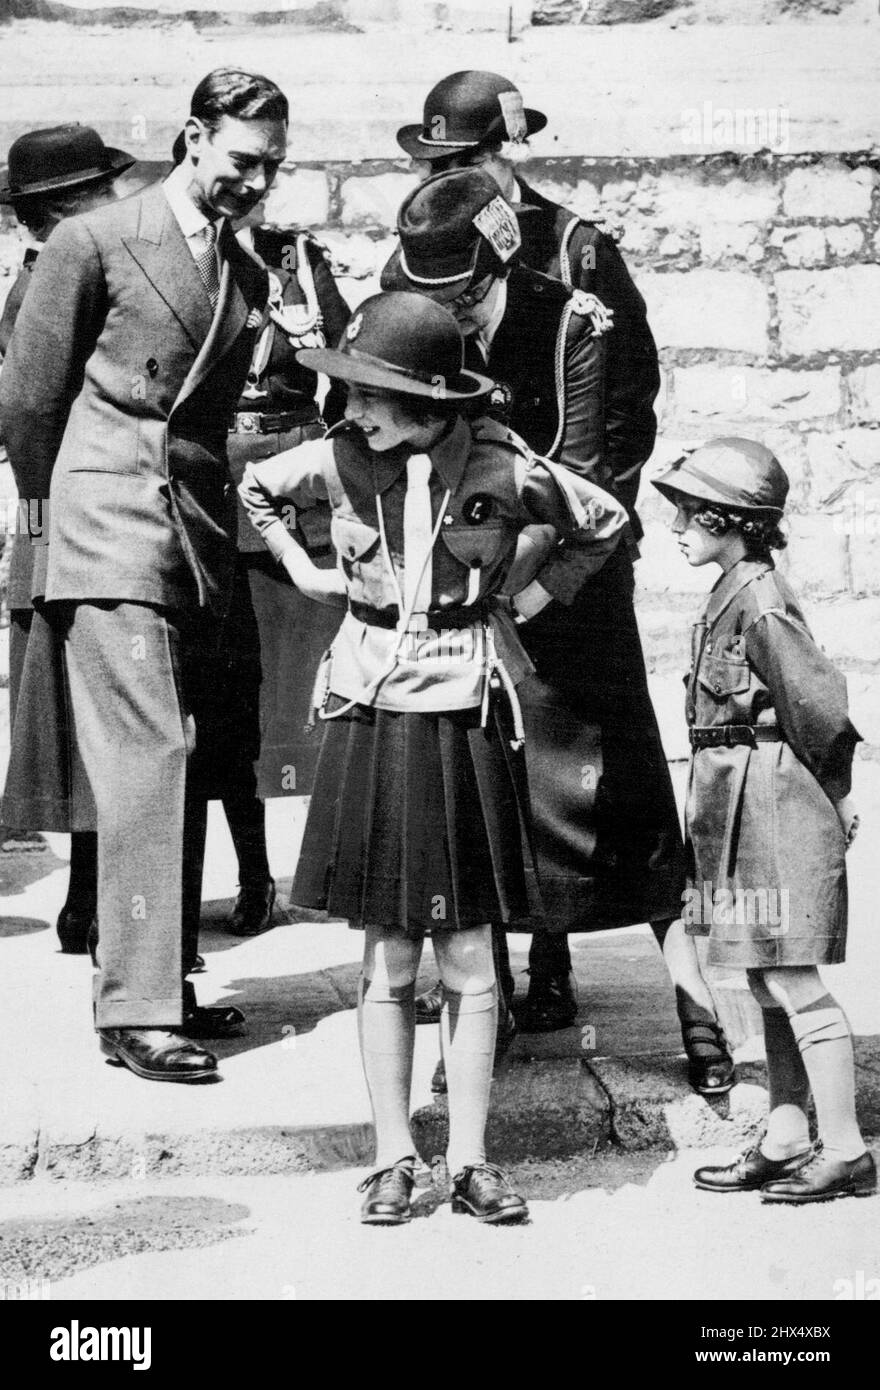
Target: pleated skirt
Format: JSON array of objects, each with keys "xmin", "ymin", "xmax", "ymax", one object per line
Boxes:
[{"xmin": 291, "ymin": 694, "xmax": 537, "ymax": 935}]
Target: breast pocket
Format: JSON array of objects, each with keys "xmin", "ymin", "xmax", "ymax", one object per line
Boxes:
[
  {"xmin": 441, "ymin": 522, "xmax": 508, "ymax": 570},
  {"xmin": 330, "ymin": 513, "xmax": 387, "ymax": 608},
  {"xmin": 697, "ymin": 654, "xmax": 751, "ymax": 700}
]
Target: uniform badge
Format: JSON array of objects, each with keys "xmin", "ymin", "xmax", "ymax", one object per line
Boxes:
[
  {"xmin": 462, "ymin": 493, "xmax": 494, "ymax": 526},
  {"xmin": 488, "ymin": 380, "xmax": 513, "ymax": 417},
  {"xmin": 346, "ymin": 311, "xmax": 364, "ymax": 342},
  {"xmin": 473, "ymin": 196, "xmax": 521, "ymax": 264},
  {"xmin": 498, "ymin": 90, "xmax": 527, "ymax": 143},
  {"xmin": 726, "ymin": 635, "xmax": 746, "ymax": 660}
]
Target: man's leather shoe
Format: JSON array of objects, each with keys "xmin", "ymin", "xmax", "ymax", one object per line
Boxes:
[
  {"xmin": 516, "ymin": 970, "xmax": 577, "ymax": 1033},
  {"xmin": 57, "ymin": 906, "xmax": 97, "ymax": 955},
  {"xmin": 415, "ymin": 980, "xmax": 444, "ymax": 1025},
  {"xmin": 227, "ymin": 879, "xmax": 276, "ymax": 937},
  {"xmin": 98, "ymin": 1028, "xmax": 217, "ymax": 1082},
  {"xmin": 694, "ymin": 1145, "xmax": 813, "ymax": 1192},
  {"xmin": 357, "ymin": 1158, "xmax": 416, "ymax": 1225},
  {"xmin": 760, "ymin": 1147, "xmax": 877, "ymax": 1204},
  {"xmin": 182, "ymin": 1003, "xmax": 246, "ymax": 1040},
  {"xmin": 451, "ymin": 1163, "xmax": 529, "ymax": 1224},
  {"xmin": 431, "ymin": 994, "xmax": 517, "ymax": 1095}
]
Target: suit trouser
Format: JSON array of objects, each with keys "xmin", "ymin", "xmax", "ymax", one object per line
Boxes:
[{"xmin": 61, "ymin": 600, "xmax": 207, "ymax": 1029}]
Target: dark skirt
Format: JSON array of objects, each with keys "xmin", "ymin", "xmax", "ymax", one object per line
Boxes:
[
  {"xmin": 2, "ymin": 602, "xmax": 96, "ymax": 832},
  {"xmin": 518, "ymin": 546, "xmax": 686, "ymax": 933},
  {"xmin": 291, "ymin": 695, "xmax": 537, "ymax": 935},
  {"xmin": 189, "ymin": 552, "xmax": 343, "ymax": 802}
]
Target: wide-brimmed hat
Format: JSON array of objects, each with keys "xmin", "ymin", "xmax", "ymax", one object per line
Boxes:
[
  {"xmin": 397, "ymin": 71, "xmax": 546, "ymax": 163},
  {"xmin": 381, "ymin": 168, "xmax": 521, "ymax": 304},
  {"xmin": 296, "ymin": 292, "xmax": 494, "ymax": 400},
  {"xmin": 0, "ymin": 125, "xmax": 135, "ymax": 204},
  {"xmin": 652, "ymin": 438, "xmax": 789, "ymax": 518}
]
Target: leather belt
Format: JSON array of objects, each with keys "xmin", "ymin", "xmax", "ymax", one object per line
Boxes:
[
  {"xmin": 689, "ymin": 723, "xmax": 782, "ymax": 750},
  {"xmin": 349, "ymin": 600, "xmax": 485, "ymax": 633},
  {"xmin": 229, "ymin": 409, "xmax": 322, "ymax": 435}
]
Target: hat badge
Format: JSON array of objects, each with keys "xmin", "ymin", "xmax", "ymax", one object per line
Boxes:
[
  {"xmin": 472, "ymin": 196, "xmax": 521, "ymax": 263},
  {"xmin": 346, "ymin": 312, "xmax": 364, "ymax": 342}
]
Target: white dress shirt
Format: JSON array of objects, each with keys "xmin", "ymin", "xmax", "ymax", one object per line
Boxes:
[{"xmin": 162, "ymin": 161, "xmax": 224, "ymax": 269}]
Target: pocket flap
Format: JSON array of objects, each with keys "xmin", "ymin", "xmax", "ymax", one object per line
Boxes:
[
  {"xmin": 698, "ymin": 654, "xmax": 751, "ymax": 698},
  {"xmin": 331, "ymin": 514, "xmax": 381, "ymax": 562},
  {"xmin": 441, "ymin": 521, "xmax": 506, "ymax": 569}
]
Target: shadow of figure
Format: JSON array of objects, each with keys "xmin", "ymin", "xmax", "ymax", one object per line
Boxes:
[{"xmin": 0, "ymin": 915, "xmax": 52, "ymax": 939}]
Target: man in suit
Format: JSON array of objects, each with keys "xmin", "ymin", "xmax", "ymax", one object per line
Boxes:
[
  {"xmin": 1, "ymin": 124, "xmax": 134, "ymax": 945},
  {"xmin": 0, "ymin": 68, "xmax": 288, "ymax": 1082}
]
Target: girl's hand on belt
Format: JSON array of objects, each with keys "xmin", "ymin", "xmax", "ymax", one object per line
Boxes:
[{"xmin": 835, "ymin": 794, "xmax": 860, "ymax": 850}]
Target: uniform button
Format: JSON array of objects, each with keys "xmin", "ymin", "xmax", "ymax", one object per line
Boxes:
[
  {"xmin": 146, "ymin": 357, "xmax": 159, "ymax": 376},
  {"xmin": 706, "ymin": 641, "xmax": 713, "ymax": 653},
  {"xmin": 443, "ymin": 515, "xmax": 453, "ymax": 525},
  {"xmin": 223, "ymin": 483, "xmax": 232, "ymax": 497}
]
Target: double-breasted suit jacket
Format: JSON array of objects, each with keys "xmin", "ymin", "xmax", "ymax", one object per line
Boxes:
[{"xmin": 0, "ymin": 180, "xmax": 269, "ymax": 619}]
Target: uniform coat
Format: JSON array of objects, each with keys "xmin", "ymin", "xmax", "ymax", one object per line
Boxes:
[
  {"xmin": 476, "ymin": 266, "xmax": 686, "ymax": 933},
  {"xmin": 515, "ymin": 177, "xmax": 660, "ymax": 533},
  {"xmin": 684, "ymin": 559, "xmax": 860, "ymax": 968}
]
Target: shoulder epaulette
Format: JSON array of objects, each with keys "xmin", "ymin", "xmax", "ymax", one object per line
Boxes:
[{"xmin": 568, "ymin": 289, "xmax": 614, "ymax": 337}]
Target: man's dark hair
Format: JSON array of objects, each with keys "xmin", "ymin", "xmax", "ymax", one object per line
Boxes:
[{"xmin": 190, "ymin": 68, "xmax": 289, "ymax": 132}]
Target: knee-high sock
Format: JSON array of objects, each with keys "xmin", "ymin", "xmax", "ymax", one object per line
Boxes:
[
  {"xmin": 441, "ymin": 984, "xmax": 498, "ymax": 1175},
  {"xmin": 223, "ymin": 791, "xmax": 271, "ymax": 889},
  {"xmin": 788, "ymin": 998, "xmax": 865, "ymax": 1161},
  {"xmin": 359, "ymin": 975, "xmax": 417, "ymax": 1169},
  {"xmin": 759, "ymin": 1007, "xmax": 811, "ymax": 1159}
]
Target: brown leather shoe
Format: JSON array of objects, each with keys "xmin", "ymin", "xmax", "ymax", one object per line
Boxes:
[
  {"xmin": 99, "ymin": 1028, "xmax": 218, "ymax": 1083},
  {"xmin": 760, "ymin": 1148, "xmax": 877, "ymax": 1204},
  {"xmin": 694, "ymin": 1145, "xmax": 813, "ymax": 1192}
]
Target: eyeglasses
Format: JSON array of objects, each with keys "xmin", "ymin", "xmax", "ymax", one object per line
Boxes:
[{"xmin": 449, "ymin": 275, "xmax": 494, "ymax": 310}]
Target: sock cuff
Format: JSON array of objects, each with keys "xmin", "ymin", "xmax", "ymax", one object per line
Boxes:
[
  {"xmin": 360, "ymin": 975, "xmax": 416, "ymax": 1005},
  {"xmin": 442, "ymin": 983, "xmax": 498, "ymax": 1015},
  {"xmin": 789, "ymin": 1006, "xmax": 849, "ymax": 1048}
]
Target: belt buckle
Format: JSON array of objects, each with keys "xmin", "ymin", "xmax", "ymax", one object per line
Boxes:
[{"xmin": 237, "ymin": 412, "xmax": 261, "ymax": 434}]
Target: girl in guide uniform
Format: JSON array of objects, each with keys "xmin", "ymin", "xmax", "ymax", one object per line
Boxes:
[
  {"xmin": 240, "ymin": 292, "xmax": 627, "ymax": 1225},
  {"xmin": 653, "ymin": 439, "xmax": 875, "ymax": 1204}
]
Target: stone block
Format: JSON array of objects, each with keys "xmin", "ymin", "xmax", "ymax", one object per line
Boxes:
[
  {"xmin": 826, "ymin": 223, "xmax": 865, "ymax": 258},
  {"xmin": 782, "ymin": 162, "xmax": 876, "ymax": 220},
  {"xmin": 670, "ymin": 365, "xmax": 841, "ymax": 426},
  {"xmin": 262, "ymin": 168, "xmax": 331, "ymax": 229},
  {"xmin": 807, "ymin": 430, "xmax": 880, "ymax": 506},
  {"xmin": 651, "ymin": 172, "xmax": 779, "ymax": 228},
  {"xmin": 639, "ymin": 270, "xmax": 770, "ymax": 353},
  {"xmin": 779, "ymin": 514, "xmax": 851, "ymax": 598},
  {"xmin": 809, "ymin": 598, "xmax": 880, "ymax": 665},
  {"xmin": 699, "ymin": 223, "xmax": 762, "ymax": 263},
  {"xmin": 339, "ymin": 171, "xmax": 419, "ymax": 229},
  {"xmin": 847, "ymin": 365, "xmax": 880, "ymax": 425},
  {"xmin": 770, "ymin": 225, "xmax": 826, "ymax": 267},
  {"xmin": 776, "ymin": 266, "xmax": 880, "ymax": 354}
]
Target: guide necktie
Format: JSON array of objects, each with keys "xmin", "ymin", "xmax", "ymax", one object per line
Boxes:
[{"xmin": 403, "ymin": 454, "xmax": 434, "ymax": 616}]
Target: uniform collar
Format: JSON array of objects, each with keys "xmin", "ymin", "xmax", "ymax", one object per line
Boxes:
[
  {"xmin": 703, "ymin": 557, "xmax": 772, "ymax": 627},
  {"xmin": 163, "ymin": 161, "xmax": 223, "ymax": 241},
  {"xmin": 366, "ymin": 415, "xmax": 472, "ymax": 496}
]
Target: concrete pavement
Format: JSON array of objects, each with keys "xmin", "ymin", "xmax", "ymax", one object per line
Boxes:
[{"xmin": 2, "ymin": 690, "xmax": 879, "ymax": 1184}]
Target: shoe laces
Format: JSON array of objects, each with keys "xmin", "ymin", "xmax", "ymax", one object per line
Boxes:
[
  {"xmin": 357, "ymin": 1158, "xmax": 416, "ymax": 1195},
  {"xmin": 452, "ymin": 1162, "xmax": 510, "ymax": 1195}
]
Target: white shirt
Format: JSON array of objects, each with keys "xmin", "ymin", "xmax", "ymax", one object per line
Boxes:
[
  {"xmin": 162, "ymin": 161, "xmax": 224, "ymax": 264},
  {"xmin": 476, "ymin": 277, "xmax": 508, "ymax": 359}
]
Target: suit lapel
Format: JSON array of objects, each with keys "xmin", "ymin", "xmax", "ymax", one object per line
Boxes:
[
  {"xmin": 122, "ymin": 184, "xmax": 213, "ymax": 349},
  {"xmin": 172, "ymin": 221, "xmax": 268, "ymax": 413}
]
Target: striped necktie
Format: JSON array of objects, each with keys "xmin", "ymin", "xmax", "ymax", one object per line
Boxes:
[
  {"xmin": 403, "ymin": 454, "xmax": 434, "ymax": 616},
  {"xmin": 194, "ymin": 221, "xmax": 220, "ymax": 311}
]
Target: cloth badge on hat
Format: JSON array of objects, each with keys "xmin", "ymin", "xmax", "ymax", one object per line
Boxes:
[
  {"xmin": 497, "ymin": 90, "xmax": 527, "ymax": 143},
  {"xmin": 346, "ymin": 311, "xmax": 364, "ymax": 341},
  {"xmin": 473, "ymin": 196, "xmax": 521, "ymax": 263}
]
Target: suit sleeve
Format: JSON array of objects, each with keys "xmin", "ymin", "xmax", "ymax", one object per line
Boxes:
[
  {"xmin": 238, "ymin": 438, "xmax": 334, "ymax": 562},
  {"xmin": 572, "ymin": 225, "xmax": 660, "ymax": 534},
  {"xmin": 745, "ymin": 610, "xmax": 861, "ymax": 803},
  {"xmin": 0, "ymin": 217, "xmax": 105, "ymax": 507}
]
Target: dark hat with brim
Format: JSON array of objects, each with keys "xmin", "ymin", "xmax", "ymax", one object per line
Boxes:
[
  {"xmin": 652, "ymin": 437, "xmax": 789, "ymax": 518},
  {"xmin": 1, "ymin": 124, "xmax": 135, "ymax": 204},
  {"xmin": 397, "ymin": 70, "xmax": 546, "ymax": 162},
  {"xmin": 380, "ymin": 167, "xmax": 521, "ymax": 304},
  {"xmin": 297, "ymin": 291, "xmax": 494, "ymax": 401}
]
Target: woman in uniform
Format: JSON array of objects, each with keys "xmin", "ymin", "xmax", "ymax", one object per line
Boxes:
[
  {"xmin": 653, "ymin": 438, "xmax": 875, "ymax": 1203},
  {"xmin": 239, "ymin": 291, "xmax": 627, "ymax": 1225}
]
